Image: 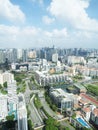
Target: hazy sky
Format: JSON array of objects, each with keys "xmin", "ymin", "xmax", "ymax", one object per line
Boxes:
[{"xmin": 0, "ymin": 0, "xmax": 98, "ymax": 48}]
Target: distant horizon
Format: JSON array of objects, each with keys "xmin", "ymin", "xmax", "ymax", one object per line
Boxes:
[
  {"xmin": 0, "ymin": 47, "xmax": 98, "ymax": 50},
  {"xmin": 0, "ymin": 0, "xmax": 98, "ymax": 48}
]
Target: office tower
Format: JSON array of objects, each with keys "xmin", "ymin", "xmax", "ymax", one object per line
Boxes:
[
  {"xmin": 52, "ymin": 53, "xmax": 58, "ymax": 63},
  {"xmin": 17, "ymin": 49, "xmax": 23, "ymax": 61},
  {"xmin": 28, "ymin": 50, "xmax": 36, "ymax": 59},
  {"xmin": 0, "ymin": 50, "xmax": 5, "ymax": 63},
  {"xmin": 22, "ymin": 49, "xmax": 28, "ymax": 62},
  {"xmin": 5, "ymin": 49, "xmax": 17, "ymax": 63}
]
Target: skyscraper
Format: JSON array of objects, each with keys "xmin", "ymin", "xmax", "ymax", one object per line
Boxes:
[{"xmin": 17, "ymin": 94, "xmax": 28, "ymax": 130}]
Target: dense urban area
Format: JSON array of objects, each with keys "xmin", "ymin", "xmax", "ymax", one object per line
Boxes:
[{"xmin": 1, "ymin": 48, "xmax": 98, "ymax": 130}]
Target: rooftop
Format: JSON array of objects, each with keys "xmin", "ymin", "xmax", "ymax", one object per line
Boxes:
[
  {"xmin": 82, "ymin": 107, "xmax": 91, "ymax": 113},
  {"xmin": 93, "ymin": 108, "xmax": 98, "ymax": 116}
]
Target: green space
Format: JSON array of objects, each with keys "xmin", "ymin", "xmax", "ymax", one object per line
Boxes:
[
  {"xmin": 0, "ymin": 83, "xmax": 8, "ymax": 95},
  {"xmin": 44, "ymin": 117, "xmax": 59, "ymax": 130},
  {"xmin": 67, "ymin": 86, "xmax": 75, "ymax": 90},
  {"xmin": 74, "ymin": 75, "xmax": 83, "ymax": 80},
  {"xmin": 34, "ymin": 94, "xmax": 42, "ymax": 109},
  {"xmin": 30, "ymin": 92, "xmax": 34, "ymax": 99},
  {"xmin": 30, "ymin": 75, "xmax": 40, "ymax": 88},
  {"xmin": 6, "ymin": 114, "xmax": 14, "ymax": 121},
  {"xmin": 44, "ymin": 117, "xmax": 69, "ymax": 130},
  {"xmin": 49, "ymin": 81, "xmax": 69, "ymax": 87},
  {"xmin": 26, "ymin": 105, "xmax": 31, "ymax": 118},
  {"xmin": 12, "ymin": 71, "xmax": 27, "ymax": 84},
  {"xmin": 73, "ymin": 75, "xmax": 83, "ymax": 82},
  {"xmin": 17, "ymin": 81, "xmax": 26, "ymax": 93},
  {"xmin": 28, "ymin": 119, "xmax": 34, "ymax": 130},
  {"xmin": 45, "ymin": 91, "xmax": 57, "ymax": 112},
  {"xmin": 85, "ymin": 84, "xmax": 98, "ymax": 96},
  {"xmin": 1, "ymin": 89, "xmax": 7, "ymax": 94},
  {"xmin": 28, "ymin": 82, "xmax": 32, "ymax": 90},
  {"xmin": 3, "ymin": 82, "xmax": 7, "ymax": 88}
]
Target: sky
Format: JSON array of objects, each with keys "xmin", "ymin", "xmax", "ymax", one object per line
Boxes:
[{"xmin": 0, "ymin": 0, "xmax": 98, "ymax": 48}]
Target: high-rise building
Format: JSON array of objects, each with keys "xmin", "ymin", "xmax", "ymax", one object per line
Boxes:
[
  {"xmin": 52, "ymin": 53, "xmax": 58, "ymax": 63},
  {"xmin": 17, "ymin": 49, "xmax": 23, "ymax": 60},
  {"xmin": 17, "ymin": 94, "xmax": 28, "ymax": 130},
  {"xmin": 5, "ymin": 49, "xmax": 17, "ymax": 63},
  {"xmin": 7, "ymin": 81, "xmax": 18, "ymax": 104},
  {"xmin": 0, "ymin": 50, "xmax": 5, "ymax": 63},
  {"xmin": 0, "ymin": 95, "xmax": 8, "ymax": 121},
  {"xmin": 28, "ymin": 50, "xmax": 36, "ymax": 59},
  {"xmin": 0, "ymin": 72, "xmax": 15, "ymax": 85},
  {"xmin": 22, "ymin": 49, "xmax": 28, "ymax": 62}
]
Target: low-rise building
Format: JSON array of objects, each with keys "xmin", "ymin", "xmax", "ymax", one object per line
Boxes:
[
  {"xmin": 35, "ymin": 70, "xmax": 69, "ymax": 86},
  {"xmin": 90, "ymin": 108, "xmax": 98, "ymax": 127},
  {"xmin": 74, "ymin": 83, "xmax": 87, "ymax": 93},
  {"xmin": 82, "ymin": 107, "xmax": 91, "ymax": 121},
  {"xmin": 50, "ymin": 88, "xmax": 75, "ymax": 112}
]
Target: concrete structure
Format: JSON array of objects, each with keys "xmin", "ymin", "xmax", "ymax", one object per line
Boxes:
[
  {"xmin": 82, "ymin": 107, "xmax": 91, "ymax": 121},
  {"xmin": 52, "ymin": 53, "xmax": 58, "ymax": 63},
  {"xmin": 0, "ymin": 95, "xmax": 8, "ymax": 121},
  {"xmin": 90, "ymin": 108, "xmax": 98, "ymax": 126},
  {"xmin": 0, "ymin": 71, "xmax": 14, "ymax": 85},
  {"xmin": 50, "ymin": 88, "xmax": 75, "ymax": 112},
  {"xmin": 17, "ymin": 49, "xmax": 23, "ymax": 60},
  {"xmin": 35, "ymin": 70, "xmax": 69, "ymax": 86},
  {"xmin": 7, "ymin": 81, "xmax": 18, "ymax": 104},
  {"xmin": 74, "ymin": 83, "xmax": 87, "ymax": 93},
  {"xmin": 17, "ymin": 94, "xmax": 28, "ymax": 130},
  {"xmin": 68, "ymin": 56, "xmax": 86, "ymax": 65},
  {"xmin": 28, "ymin": 50, "xmax": 36, "ymax": 59}
]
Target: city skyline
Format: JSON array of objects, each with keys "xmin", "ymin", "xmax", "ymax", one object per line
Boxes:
[{"xmin": 0, "ymin": 0, "xmax": 98, "ymax": 48}]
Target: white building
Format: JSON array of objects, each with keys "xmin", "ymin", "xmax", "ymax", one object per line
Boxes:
[
  {"xmin": 0, "ymin": 95, "xmax": 8, "ymax": 121},
  {"xmin": 52, "ymin": 53, "xmax": 58, "ymax": 63},
  {"xmin": 82, "ymin": 107, "xmax": 91, "ymax": 121},
  {"xmin": 35, "ymin": 71, "xmax": 69, "ymax": 86},
  {"xmin": 17, "ymin": 94, "xmax": 28, "ymax": 130},
  {"xmin": 0, "ymin": 72, "xmax": 15, "ymax": 85},
  {"xmin": 90, "ymin": 108, "xmax": 98, "ymax": 126},
  {"xmin": 50, "ymin": 88, "xmax": 75, "ymax": 112},
  {"xmin": 17, "ymin": 49, "xmax": 23, "ymax": 60},
  {"xmin": 68, "ymin": 56, "xmax": 86, "ymax": 65},
  {"xmin": 28, "ymin": 50, "xmax": 36, "ymax": 59},
  {"xmin": 7, "ymin": 81, "xmax": 18, "ymax": 104}
]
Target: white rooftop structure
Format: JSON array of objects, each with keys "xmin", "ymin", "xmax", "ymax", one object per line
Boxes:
[
  {"xmin": 0, "ymin": 95, "xmax": 8, "ymax": 121},
  {"xmin": 7, "ymin": 81, "xmax": 18, "ymax": 104}
]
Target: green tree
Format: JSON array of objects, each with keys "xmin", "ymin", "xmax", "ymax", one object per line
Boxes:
[
  {"xmin": 3, "ymin": 82, "xmax": 7, "ymax": 88},
  {"xmin": 15, "ymin": 77, "xmax": 22, "ymax": 83},
  {"xmin": 6, "ymin": 114, "xmax": 14, "ymax": 121},
  {"xmin": 0, "ymin": 84, "xmax": 2, "ymax": 89},
  {"xmin": 28, "ymin": 119, "xmax": 34, "ymax": 130},
  {"xmin": 45, "ymin": 117, "xmax": 59, "ymax": 130}
]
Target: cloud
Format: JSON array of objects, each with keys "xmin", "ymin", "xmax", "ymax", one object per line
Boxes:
[
  {"xmin": 0, "ymin": 0, "xmax": 25, "ymax": 23},
  {"xmin": 0, "ymin": 24, "xmax": 98, "ymax": 48},
  {"xmin": 42, "ymin": 15, "xmax": 55, "ymax": 25},
  {"xmin": 44, "ymin": 28, "xmax": 68, "ymax": 38},
  {"xmin": 48, "ymin": 0, "xmax": 98, "ymax": 31},
  {"xmin": 0, "ymin": 24, "xmax": 68, "ymax": 48}
]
